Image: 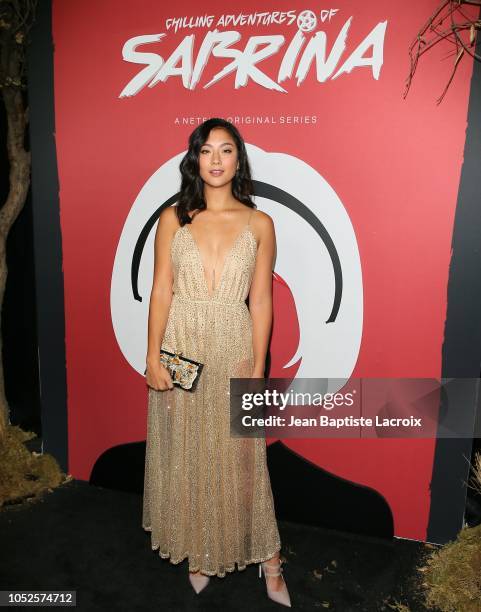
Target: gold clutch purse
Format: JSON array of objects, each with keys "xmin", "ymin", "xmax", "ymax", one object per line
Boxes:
[{"xmin": 145, "ymin": 349, "xmax": 204, "ymax": 392}]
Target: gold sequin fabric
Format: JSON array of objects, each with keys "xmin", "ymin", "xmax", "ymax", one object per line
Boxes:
[{"xmin": 142, "ymin": 219, "xmax": 281, "ymax": 577}]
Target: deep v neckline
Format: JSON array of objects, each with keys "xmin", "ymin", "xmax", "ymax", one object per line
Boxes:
[{"xmin": 185, "ymin": 222, "xmax": 251, "ymax": 299}]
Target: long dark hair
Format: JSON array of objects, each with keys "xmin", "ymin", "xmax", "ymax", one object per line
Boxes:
[{"xmin": 175, "ymin": 118, "xmax": 256, "ymax": 226}]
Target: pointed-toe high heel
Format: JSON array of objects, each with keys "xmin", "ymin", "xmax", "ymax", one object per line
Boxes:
[
  {"xmin": 189, "ymin": 571, "xmax": 210, "ymax": 594},
  {"xmin": 259, "ymin": 557, "xmax": 292, "ymax": 607}
]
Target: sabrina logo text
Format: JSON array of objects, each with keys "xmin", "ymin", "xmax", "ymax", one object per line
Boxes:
[{"xmin": 119, "ymin": 16, "xmax": 388, "ymax": 97}]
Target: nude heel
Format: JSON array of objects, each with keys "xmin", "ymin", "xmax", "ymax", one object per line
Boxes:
[
  {"xmin": 259, "ymin": 558, "xmax": 292, "ymax": 607},
  {"xmin": 189, "ymin": 572, "xmax": 210, "ymax": 594}
]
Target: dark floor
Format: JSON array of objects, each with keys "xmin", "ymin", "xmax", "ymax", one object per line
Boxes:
[{"xmin": 0, "ymin": 479, "xmax": 436, "ymax": 611}]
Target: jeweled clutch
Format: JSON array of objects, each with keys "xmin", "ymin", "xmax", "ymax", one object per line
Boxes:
[{"xmin": 145, "ymin": 349, "xmax": 203, "ymax": 392}]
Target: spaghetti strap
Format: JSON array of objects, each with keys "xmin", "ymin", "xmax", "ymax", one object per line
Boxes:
[{"xmin": 247, "ymin": 208, "xmax": 254, "ymax": 226}]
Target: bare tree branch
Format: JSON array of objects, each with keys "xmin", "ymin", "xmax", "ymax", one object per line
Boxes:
[
  {"xmin": 404, "ymin": 0, "xmax": 481, "ymax": 103},
  {"xmin": 0, "ymin": 0, "xmax": 37, "ymax": 439}
]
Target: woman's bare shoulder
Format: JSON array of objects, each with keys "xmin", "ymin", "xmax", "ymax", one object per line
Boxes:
[
  {"xmin": 249, "ymin": 209, "xmax": 275, "ymax": 250},
  {"xmin": 159, "ymin": 204, "xmax": 182, "ymax": 231},
  {"xmin": 251, "ymin": 208, "xmax": 275, "ymax": 232}
]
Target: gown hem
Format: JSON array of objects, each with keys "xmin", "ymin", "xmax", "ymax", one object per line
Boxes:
[{"xmin": 143, "ymin": 524, "xmax": 281, "ymax": 578}]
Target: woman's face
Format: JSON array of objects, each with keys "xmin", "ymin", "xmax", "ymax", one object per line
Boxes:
[{"xmin": 198, "ymin": 127, "xmax": 239, "ymax": 188}]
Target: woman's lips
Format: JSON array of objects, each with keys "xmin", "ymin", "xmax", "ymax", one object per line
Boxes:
[{"xmin": 210, "ymin": 169, "xmax": 224, "ymax": 175}]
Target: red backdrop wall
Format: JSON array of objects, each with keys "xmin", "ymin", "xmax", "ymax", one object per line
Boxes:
[{"xmin": 51, "ymin": 0, "xmax": 477, "ymax": 541}]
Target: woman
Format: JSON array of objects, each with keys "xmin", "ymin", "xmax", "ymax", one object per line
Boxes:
[{"xmin": 142, "ymin": 118, "xmax": 291, "ymax": 607}]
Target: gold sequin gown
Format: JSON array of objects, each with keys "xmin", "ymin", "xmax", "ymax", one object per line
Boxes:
[{"xmin": 142, "ymin": 211, "xmax": 281, "ymax": 577}]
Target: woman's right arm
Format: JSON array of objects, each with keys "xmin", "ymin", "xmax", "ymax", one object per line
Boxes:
[{"xmin": 145, "ymin": 207, "xmax": 178, "ymax": 391}]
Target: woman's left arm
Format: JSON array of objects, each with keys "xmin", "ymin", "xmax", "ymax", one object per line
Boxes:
[{"xmin": 248, "ymin": 213, "xmax": 276, "ymax": 377}]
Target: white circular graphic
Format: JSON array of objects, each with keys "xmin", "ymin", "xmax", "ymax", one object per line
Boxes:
[
  {"xmin": 110, "ymin": 144, "xmax": 363, "ymax": 389},
  {"xmin": 297, "ymin": 10, "xmax": 317, "ymax": 33}
]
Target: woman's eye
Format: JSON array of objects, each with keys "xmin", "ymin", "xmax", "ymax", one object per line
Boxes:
[
  {"xmin": 200, "ymin": 149, "xmax": 209, "ymax": 154},
  {"xmin": 223, "ymin": 149, "xmax": 232, "ymax": 153}
]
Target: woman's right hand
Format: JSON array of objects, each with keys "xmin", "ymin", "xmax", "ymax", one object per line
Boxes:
[{"xmin": 145, "ymin": 360, "xmax": 174, "ymax": 391}]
